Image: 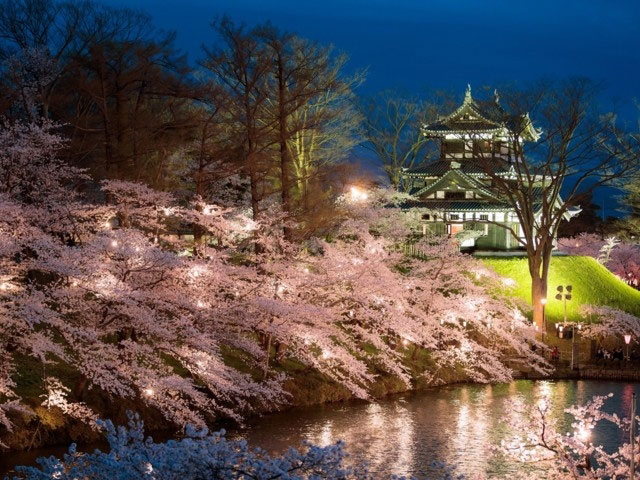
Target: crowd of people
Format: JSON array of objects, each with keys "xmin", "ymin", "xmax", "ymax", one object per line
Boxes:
[
  {"xmin": 594, "ymin": 346, "xmax": 640, "ymax": 363},
  {"xmin": 547, "ymin": 344, "xmax": 640, "ymax": 365}
]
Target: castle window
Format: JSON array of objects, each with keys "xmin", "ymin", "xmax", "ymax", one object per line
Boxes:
[
  {"xmin": 443, "ymin": 141, "xmax": 464, "ymax": 155},
  {"xmin": 450, "ymin": 214, "xmax": 460, "ymax": 221},
  {"xmin": 436, "ymin": 191, "xmax": 445, "ymax": 199},
  {"xmin": 445, "ymin": 191, "xmax": 465, "ymax": 200},
  {"xmin": 479, "ymin": 214, "xmax": 489, "ymax": 221},
  {"xmin": 473, "ymin": 140, "xmax": 491, "ymax": 154},
  {"xmin": 465, "ymin": 191, "xmax": 474, "ymax": 199}
]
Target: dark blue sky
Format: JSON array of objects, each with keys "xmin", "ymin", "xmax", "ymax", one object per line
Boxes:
[
  {"xmin": 104, "ymin": 0, "xmax": 640, "ymax": 117},
  {"xmin": 103, "ymin": 0, "xmax": 639, "ymax": 215}
]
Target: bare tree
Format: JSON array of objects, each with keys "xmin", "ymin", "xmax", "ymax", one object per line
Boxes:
[
  {"xmin": 360, "ymin": 91, "xmax": 443, "ymax": 190},
  {"xmin": 66, "ymin": 26, "xmax": 196, "ymax": 184},
  {"xmin": 288, "ymin": 85, "xmax": 362, "ymax": 213},
  {"xmin": 474, "ymin": 79, "xmax": 640, "ymax": 330},
  {"xmin": 0, "ymin": 0, "xmax": 197, "ymax": 187},
  {"xmin": 256, "ymin": 25, "xmax": 360, "ymax": 239},
  {"xmin": 0, "ymin": 0, "xmax": 152, "ymax": 120},
  {"xmin": 202, "ymin": 17, "xmax": 274, "ymax": 221}
]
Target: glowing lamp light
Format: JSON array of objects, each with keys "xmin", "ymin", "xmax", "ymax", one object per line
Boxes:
[
  {"xmin": 462, "ymin": 320, "xmax": 467, "ymax": 327},
  {"xmin": 559, "ymin": 325, "xmax": 564, "ymax": 332},
  {"xmin": 402, "ymin": 338, "xmax": 409, "ymax": 346},
  {"xmin": 104, "ymin": 220, "xmax": 111, "ymax": 229},
  {"xmin": 110, "ymin": 240, "xmax": 118, "ymax": 247},
  {"xmin": 440, "ymin": 319, "xmax": 445, "ymax": 326},
  {"xmin": 0, "ymin": 283, "xmax": 8, "ymax": 291},
  {"xmin": 576, "ymin": 425, "xmax": 591, "ymax": 442},
  {"xmin": 143, "ymin": 388, "xmax": 154, "ymax": 397},
  {"xmin": 196, "ymin": 300, "xmax": 205, "ymax": 309},
  {"xmin": 577, "ymin": 324, "xmax": 582, "ymax": 331},
  {"xmin": 349, "ymin": 186, "xmax": 368, "ymax": 202},
  {"xmin": 625, "ymin": 334, "xmax": 632, "ymax": 345},
  {"xmin": 321, "ymin": 350, "xmax": 332, "ymax": 360},
  {"xmin": 540, "ymin": 298, "xmax": 547, "ymax": 306},
  {"xmin": 303, "ymin": 267, "xmax": 310, "ymax": 274}
]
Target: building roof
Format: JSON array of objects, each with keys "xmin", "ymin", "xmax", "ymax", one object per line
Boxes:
[
  {"xmin": 411, "ymin": 168, "xmax": 501, "ymax": 200},
  {"xmin": 404, "ymin": 158, "xmax": 512, "ymax": 177},
  {"xmin": 422, "ymin": 85, "xmax": 540, "ymax": 140},
  {"xmin": 399, "ymin": 199, "xmax": 512, "ymax": 212}
]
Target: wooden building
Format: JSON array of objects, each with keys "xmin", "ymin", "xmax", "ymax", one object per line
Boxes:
[{"xmin": 402, "ymin": 85, "xmax": 573, "ymax": 250}]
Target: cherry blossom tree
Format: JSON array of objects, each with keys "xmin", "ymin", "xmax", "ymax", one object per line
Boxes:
[
  {"xmin": 500, "ymin": 393, "xmax": 639, "ymax": 479},
  {"xmin": 12, "ymin": 412, "xmax": 374, "ymax": 480},
  {"xmin": 0, "ymin": 120, "xmax": 548, "ymax": 446},
  {"xmin": 579, "ymin": 305, "xmax": 640, "ymax": 342},
  {"xmin": 557, "ymin": 233, "xmax": 605, "ymax": 258},
  {"xmin": 558, "ymin": 233, "xmax": 640, "ymax": 287}
]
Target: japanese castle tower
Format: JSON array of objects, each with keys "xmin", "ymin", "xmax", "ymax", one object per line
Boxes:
[{"xmin": 402, "ymin": 85, "xmax": 567, "ymax": 251}]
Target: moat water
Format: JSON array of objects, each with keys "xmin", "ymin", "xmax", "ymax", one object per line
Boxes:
[{"xmin": 2, "ymin": 380, "xmax": 638, "ymax": 478}]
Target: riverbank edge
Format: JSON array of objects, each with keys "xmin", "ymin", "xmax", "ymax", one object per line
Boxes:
[
  {"xmin": 6, "ymin": 363, "xmax": 638, "ymax": 455},
  {"xmin": 0, "ymin": 362, "xmax": 503, "ymax": 453},
  {"xmin": 519, "ymin": 366, "xmax": 640, "ymax": 382}
]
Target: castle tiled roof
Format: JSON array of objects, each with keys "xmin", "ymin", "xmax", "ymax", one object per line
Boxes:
[
  {"xmin": 405, "ymin": 158, "xmax": 512, "ymax": 176},
  {"xmin": 422, "ymin": 85, "xmax": 540, "ymax": 140},
  {"xmin": 399, "ymin": 199, "xmax": 512, "ymax": 212}
]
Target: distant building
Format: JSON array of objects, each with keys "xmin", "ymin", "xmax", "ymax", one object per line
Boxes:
[{"xmin": 402, "ymin": 85, "xmax": 573, "ymax": 251}]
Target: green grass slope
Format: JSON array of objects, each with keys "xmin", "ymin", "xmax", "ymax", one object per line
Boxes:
[{"xmin": 482, "ymin": 256, "xmax": 640, "ymax": 322}]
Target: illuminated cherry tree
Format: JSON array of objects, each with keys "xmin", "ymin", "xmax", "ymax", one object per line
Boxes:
[
  {"xmin": 558, "ymin": 233, "xmax": 640, "ymax": 287},
  {"xmin": 500, "ymin": 393, "xmax": 639, "ymax": 479},
  {"xmin": 0, "ymin": 121, "xmax": 548, "ymax": 443}
]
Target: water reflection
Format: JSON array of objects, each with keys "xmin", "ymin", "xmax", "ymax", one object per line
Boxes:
[
  {"xmin": 236, "ymin": 380, "xmax": 640, "ymax": 478},
  {"xmin": 301, "ymin": 400, "xmax": 416, "ymax": 477}
]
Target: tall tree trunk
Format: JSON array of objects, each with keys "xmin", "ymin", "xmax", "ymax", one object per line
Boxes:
[
  {"xmin": 262, "ymin": 332, "xmax": 271, "ymax": 380},
  {"xmin": 531, "ymin": 274, "xmax": 547, "ymax": 331},
  {"xmin": 530, "ymin": 245, "xmax": 552, "ymax": 333},
  {"xmin": 276, "ymin": 54, "xmax": 293, "ymax": 240},
  {"xmin": 193, "ymin": 132, "xmax": 207, "ymax": 255}
]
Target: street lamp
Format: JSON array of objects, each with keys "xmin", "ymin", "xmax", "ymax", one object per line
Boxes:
[
  {"xmin": 631, "ymin": 393, "xmax": 636, "ymax": 478},
  {"xmin": 625, "ymin": 334, "xmax": 632, "ymax": 361},
  {"xmin": 555, "ymin": 285, "xmax": 573, "ymax": 323},
  {"xmin": 556, "ymin": 285, "xmax": 577, "ymax": 370}
]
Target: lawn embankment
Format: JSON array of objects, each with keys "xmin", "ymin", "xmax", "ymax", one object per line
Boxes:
[{"xmin": 482, "ymin": 255, "xmax": 640, "ymax": 322}]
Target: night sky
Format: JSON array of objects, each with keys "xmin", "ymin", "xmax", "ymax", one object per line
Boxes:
[
  {"xmin": 104, "ymin": 0, "xmax": 639, "ymax": 109},
  {"xmin": 103, "ymin": 0, "xmax": 640, "ymax": 214}
]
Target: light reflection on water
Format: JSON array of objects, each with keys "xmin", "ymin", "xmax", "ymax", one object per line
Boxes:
[{"xmin": 234, "ymin": 380, "xmax": 640, "ymax": 478}]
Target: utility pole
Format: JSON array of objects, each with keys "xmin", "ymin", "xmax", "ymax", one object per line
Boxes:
[{"xmin": 632, "ymin": 392, "xmax": 636, "ymax": 479}]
